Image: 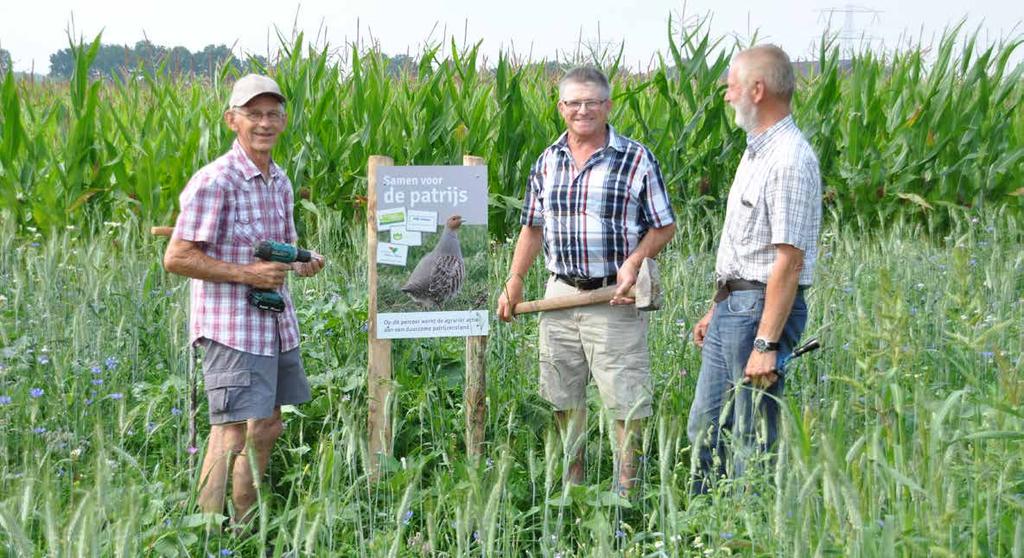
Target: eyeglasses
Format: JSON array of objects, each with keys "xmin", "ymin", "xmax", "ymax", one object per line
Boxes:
[
  {"xmin": 234, "ymin": 109, "xmax": 286, "ymax": 124},
  {"xmin": 560, "ymin": 98, "xmax": 608, "ymax": 111}
]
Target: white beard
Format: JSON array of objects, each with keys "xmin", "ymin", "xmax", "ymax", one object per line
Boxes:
[{"xmin": 732, "ymin": 94, "xmax": 758, "ymax": 133}]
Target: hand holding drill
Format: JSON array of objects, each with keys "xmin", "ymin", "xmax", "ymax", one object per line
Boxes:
[{"xmin": 247, "ymin": 240, "xmax": 325, "ymax": 312}]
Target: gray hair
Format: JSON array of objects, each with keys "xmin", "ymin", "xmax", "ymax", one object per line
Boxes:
[
  {"xmin": 558, "ymin": 66, "xmax": 612, "ymax": 100},
  {"xmin": 733, "ymin": 45, "xmax": 795, "ymax": 102}
]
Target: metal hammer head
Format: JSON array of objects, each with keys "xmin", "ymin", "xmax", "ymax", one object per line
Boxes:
[{"xmin": 634, "ymin": 257, "xmax": 663, "ymax": 311}]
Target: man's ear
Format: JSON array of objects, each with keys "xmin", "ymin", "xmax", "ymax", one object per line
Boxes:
[
  {"xmin": 753, "ymin": 81, "xmax": 767, "ymax": 104},
  {"xmin": 223, "ymin": 109, "xmax": 236, "ymax": 131}
]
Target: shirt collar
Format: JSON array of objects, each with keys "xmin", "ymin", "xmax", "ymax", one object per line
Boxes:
[
  {"xmin": 231, "ymin": 139, "xmax": 281, "ymax": 181},
  {"xmin": 552, "ymin": 124, "xmax": 627, "ymax": 154},
  {"xmin": 746, "ymin": 115, "xmax": 796, "ymax": 157}
]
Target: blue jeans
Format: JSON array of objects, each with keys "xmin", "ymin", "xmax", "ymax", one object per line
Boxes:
[{"xmin": 686, "ymin": 288, "xmax": 808, "ymax": 494}]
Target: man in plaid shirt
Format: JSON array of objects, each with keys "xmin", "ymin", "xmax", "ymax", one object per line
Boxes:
[
  {"xmin": 687, "ymin": 45, "xmax": 822, "ymax": 494},
  {"xmin": 163, "ymin": 74, "xmax": 325, "ymax": 524},
  {"xmin": 497, "ymin": 67, "xmax": 676, "ymax": 493}
]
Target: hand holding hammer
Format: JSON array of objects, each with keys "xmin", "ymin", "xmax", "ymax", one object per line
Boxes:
[{"xmin": 499, "ymin": 258, "xmax": 663, "ymax": 318}]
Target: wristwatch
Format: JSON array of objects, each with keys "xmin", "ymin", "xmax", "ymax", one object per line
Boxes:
[{"xmin": 753, "ymin": 338, "xmax": 780, "ymax": 353}]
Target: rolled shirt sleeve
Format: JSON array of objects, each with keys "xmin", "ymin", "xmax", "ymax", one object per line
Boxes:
[
  {"xmin": 638, "ymin": 148, "xmax": 676, "ymax": 229},
  {"xmin": 520, "ymin": 153, "xmax": 546, "ymax": 227},
  {"xmin": 174, "ymin": 175, "xmax": 224, "ymax": 244},
  {"xmin": 766, "ymin": 163, "xmax": 818, "ymax": 252}
]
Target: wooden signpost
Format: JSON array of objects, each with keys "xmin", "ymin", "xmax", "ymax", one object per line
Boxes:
[{"xmin": 366, "ymin": 155, "xmax": 489, "ymax": 479}]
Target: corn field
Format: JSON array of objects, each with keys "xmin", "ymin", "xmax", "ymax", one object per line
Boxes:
[
  {"xmin": 0, "ymin": 20, "xmax": 1022, "ymax": 239},
  {"xmin": 1, "ymin": 17, "xmax": 1023, "ymax": 558}
]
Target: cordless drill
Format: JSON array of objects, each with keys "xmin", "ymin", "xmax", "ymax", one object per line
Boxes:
[{"xmin": 247, "ymin": 240, "xmax": 312, "ymax": 313}]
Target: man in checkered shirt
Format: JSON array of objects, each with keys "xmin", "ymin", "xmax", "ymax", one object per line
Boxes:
[
  {"xmin": 163, "ymin": 74, "xmax": 325, "ymax": 524},
  {"xmin": 687, "ymin": 45, "xmax": 822, "ymax": 494},
  {"xmin": 497, "ymin": 67, "xmax": 677, "ymax": 493}
]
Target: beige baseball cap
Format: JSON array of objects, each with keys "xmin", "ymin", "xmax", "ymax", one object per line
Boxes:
[{"xmin": 228, "ymin": 74, "xmax": 286, "ymax": 108}]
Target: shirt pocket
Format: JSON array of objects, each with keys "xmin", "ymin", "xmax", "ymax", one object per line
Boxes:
[
  {"xmin": 232, "ymin": 189, "xmax": 265, "ymax": 245},
  {"xmin": 735, "ymin": 183, "xmax": 763, "ymax": 245}
]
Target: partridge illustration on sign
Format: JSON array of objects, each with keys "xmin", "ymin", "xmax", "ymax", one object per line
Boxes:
[{"xmin": 400, "ymin": 215, "xmax": 465, "ymax": 308}]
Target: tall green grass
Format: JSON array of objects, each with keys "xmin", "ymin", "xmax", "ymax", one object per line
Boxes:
[
  {"xmin": 0, "ymin": 20, "xmax": 1021, "ymax": 239},
  {"xmin": 0, "ymin": 205, "xmax": 1020, "ymax": 556}
]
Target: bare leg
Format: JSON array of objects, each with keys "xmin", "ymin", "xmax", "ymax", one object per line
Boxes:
[
  {"xmin": 197, "ymin": 423, "xmax": 247, "ymax": 515},
  {"xmin": 554, "ymin": 407, "xmax": 587, "ymax": 485},
  {"xmin": 615, "ymin": 419, "xmax": 643, "ymax": 490},
  {"xmin": 231, "ymin": 407, "xmax": 284, "ymax": 524}
]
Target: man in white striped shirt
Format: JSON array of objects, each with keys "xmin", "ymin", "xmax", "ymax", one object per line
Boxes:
[
  {"xmin": 497, "ymin": 67, "xmax": 676, "ymax": 492},
  {"xmin": 687, "ymin": 45, "xmax": 822, "ymax": 494}
]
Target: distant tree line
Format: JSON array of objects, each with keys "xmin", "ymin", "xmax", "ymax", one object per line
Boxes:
[
  {"xmin": 47, "ymin": 40, "xmax": 267, "ymax": 79},
  {"xmin": 0, "ymin": 48, "xmax": 11, "ymax": 74}
]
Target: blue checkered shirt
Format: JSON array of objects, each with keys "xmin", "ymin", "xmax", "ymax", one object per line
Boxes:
[
  {"xmin": 715, "ymin": 115, "xmax": 821, "ymax": 286},
  {"xmin": 521, "ymin": 126, "xmax": 676, "ymax": 278}
]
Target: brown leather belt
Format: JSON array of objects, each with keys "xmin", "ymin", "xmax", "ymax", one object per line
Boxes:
[
  {"xmin": 714, "ymin": 278, "xmax": 807, "ymax": 303},
  {"xmin": 554, "ymin": 274, "xmax": 617, "ymax": 290},
  {"xmin": 714, "ymin": 278, "xmax": 766, "ymax": 303}
]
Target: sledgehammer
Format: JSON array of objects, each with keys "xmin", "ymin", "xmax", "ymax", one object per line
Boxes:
[{"xmin": 513, "ymin": 257, "xmax": 663, "ymax": 315}]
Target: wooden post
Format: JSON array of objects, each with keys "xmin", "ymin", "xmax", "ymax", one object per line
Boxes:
[
  {"xmin": 463, "ymin": 155, "xmax": 488, "ymax": 462},
  {"xmin": 367, "ymin": 155, "xmax": 395, "ymax": 480}
]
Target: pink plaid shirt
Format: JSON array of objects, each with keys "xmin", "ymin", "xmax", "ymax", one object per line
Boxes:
[{"xmin": 173, "ymin": 140, "xmax": 300, "ymax": 356}]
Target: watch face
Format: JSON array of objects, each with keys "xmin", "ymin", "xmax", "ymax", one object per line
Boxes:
[{"xmin": 753, "ymin": 338, "xmax": 769, "ymax": 352}]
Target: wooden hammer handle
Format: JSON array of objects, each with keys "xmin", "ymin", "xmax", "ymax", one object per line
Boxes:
[
  {"xmin": 151, "ymin": 226, "xmax": 174, "ymax": 237},
  {"xmin": 513, "ymin": 284, "xmax": 636, "ymax": 315}
]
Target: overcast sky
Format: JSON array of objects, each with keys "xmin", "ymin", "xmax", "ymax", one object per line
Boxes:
[{"xmin": 2, "ymin": 0, "xmax": 1021, "ymax": 73}]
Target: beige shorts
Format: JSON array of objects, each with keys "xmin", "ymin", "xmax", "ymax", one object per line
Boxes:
[{"xmin": 538, "ymin": 276, "xmax": 652, "ymax": 420}]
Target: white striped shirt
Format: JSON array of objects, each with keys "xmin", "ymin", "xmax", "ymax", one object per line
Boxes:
[{"xmin": 715, "ymin": 115, "xmax": 821, "ymax": 286}]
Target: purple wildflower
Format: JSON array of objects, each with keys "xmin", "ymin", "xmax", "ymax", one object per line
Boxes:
[
  {"xmin": 220, "ymin": 550, "xmax": 233, "ymax": 557},
  {"xmin": 187, "ymin": 446, "xmax": 198, "ymax": 455},
  {"xmin": 402, "ymin": 510, "xmax": 413, "ymax": 524},
  {"xmin": 0, "ymin": 395, "xmax": 11, "ymax": 405},
  {"xmin": 720, "ymin": 532, "xmax": 734, "ymax": 540},
  {"xmin": 109, "ymin": 393, "xmax": 124, "ymax": 400},
  {"xmin": 92, "ymin": 378, "xmax": 103, "ymax": 386},
  {"xmin": 33, "ymin": 426, "xmax": 47, "ymax": 434},
  {"xmin": 171, "ymin": 407, "xmax": 182, "ymax": 416},
  {"xmin": 105, "ymin": 356, "xmax": 117, "ymax": 370},
  {"xmin": 91, "ymin": 365, "xmax": 102, "ymax": 375},
  {"xmin": 615, "ymin": 529, "xmax": 626, "ymax": 538},
  {"xmin": 29, "ymin": 388, "xmax": 43, "ymax": 398},
  {"xmin": 37, "ymin": 354, "xmax": 50, "ymax": 365}
]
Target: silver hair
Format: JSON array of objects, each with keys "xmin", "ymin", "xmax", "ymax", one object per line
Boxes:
[
  {"xmin": 734, "ymin": 45, "xmax": 795, "ymax": 102},
  {"xmin": 558, "ymin": 66, "xmax": 612, "ymax": 99}
]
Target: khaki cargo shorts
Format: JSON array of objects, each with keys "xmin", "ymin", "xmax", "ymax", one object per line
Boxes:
[
  {"xmin": 538, "ymin": 276, "xmax": 652, "ymax": 420},
  {"xmin": 199, "ymin": 338, "xmax": 312, "ymax": 425}
]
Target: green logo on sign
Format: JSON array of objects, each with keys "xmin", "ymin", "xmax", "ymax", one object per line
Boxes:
[{"xmin": 380, "ymin": 211, "xmax": 405, "ymax": 226}]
